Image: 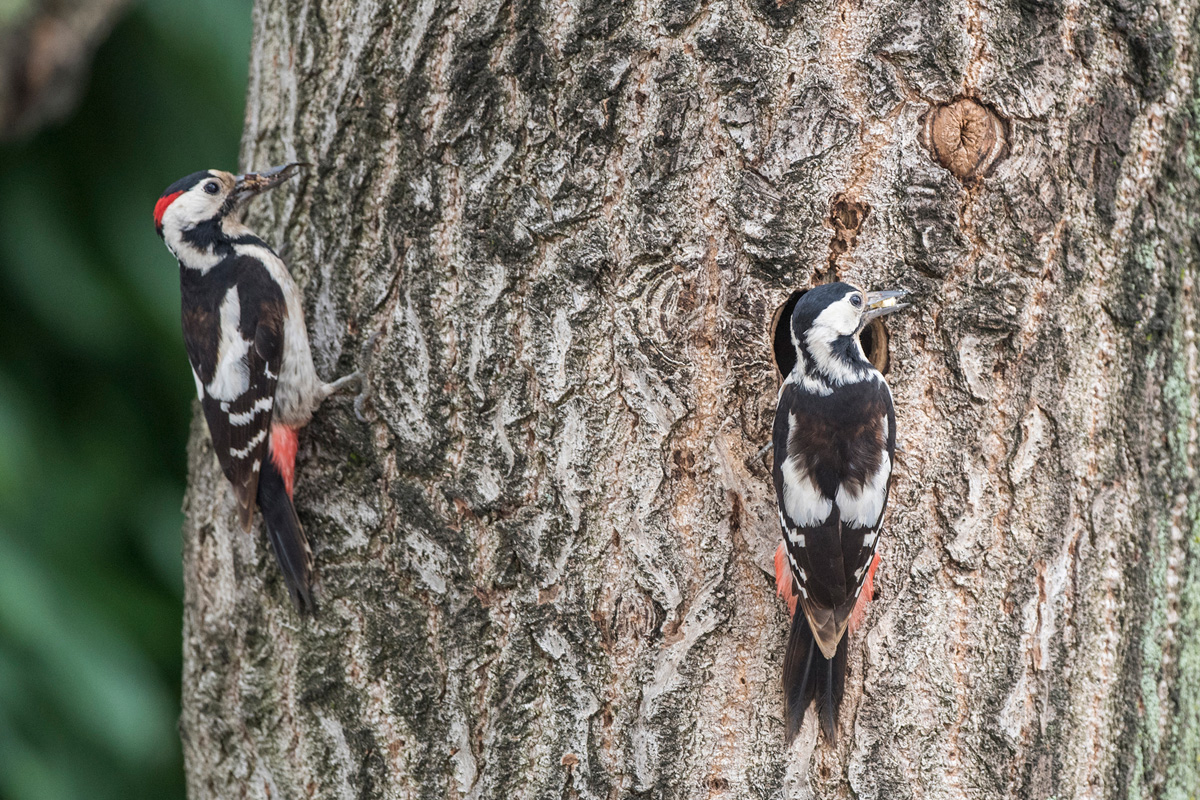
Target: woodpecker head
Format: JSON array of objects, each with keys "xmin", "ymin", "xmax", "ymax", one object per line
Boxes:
[
  {"xmin": 775, "ymin": 282, "xmax": 909, "ymax": 384},
  {"xmin": 153, "ymin": 163, "xmax": 306, "ymax": 262}
]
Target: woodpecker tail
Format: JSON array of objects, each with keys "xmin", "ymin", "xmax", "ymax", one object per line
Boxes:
[
  {"xmin": 783, "ymin": 609, "xmax": 847, "ymax": 741},
  {"xmin": 257, "ymin": 438, "xmax": 316, "ymax": 614}
]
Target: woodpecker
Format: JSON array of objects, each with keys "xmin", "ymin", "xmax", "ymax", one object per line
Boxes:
[
  {"xmin": 771, "ymin": 281, "xmax": 909, "ymax": 741},
  {"xmin": 154, "ymin": 164, "xmax": 359, "ymax": 614}
]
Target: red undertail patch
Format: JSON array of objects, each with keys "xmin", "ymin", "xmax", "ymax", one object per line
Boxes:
[
  {"xmin": 153, "ymin": 190, "xmax": 184, "ymax": 230},
  {"xmin": 848, "ymin": 552, "xmax": 881, "ymax": 635},
  {"xmin": 775, "ymin": 543, "xmax": 798, "ymax": 617},
  {"xmin": 269, "ymin": 424, "xmax": 299, "ymax": 498},
  {"xmin": 774, "ymin": 543, "xmax": 879, "ymax": 632}
]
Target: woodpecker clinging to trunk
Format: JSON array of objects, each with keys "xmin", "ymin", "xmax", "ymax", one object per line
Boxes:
[
  {"xmin": 154, "ymin": 163, "xmax": 359, "ymax": 614},
  {"xmin": 770, "ymin": 281, "xmax": 909, "ymax": 741}
]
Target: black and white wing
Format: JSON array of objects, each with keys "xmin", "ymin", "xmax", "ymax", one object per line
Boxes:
[
  {"xmin": 181, "ymin": 256, "xmax": 286, "ymax": 530},
  {"xmin": 773, "ymin": 380, "xmax": 894, "ymax": 657}
]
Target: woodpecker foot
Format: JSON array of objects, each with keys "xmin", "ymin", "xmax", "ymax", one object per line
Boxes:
[
  {"xmin": 352, "ymin": 374, "xmax": 372, "ymax": 423},
  {"xmin": 324, "ymin": 372, "xmax": 361, "ymax": 396},
  {"xmin": 351, "ymin": 331, "xmax": 380, "ymax": 422},
  {"xmin": 321, "ymin": 333, "xmax": 380, "ymax": 422}
]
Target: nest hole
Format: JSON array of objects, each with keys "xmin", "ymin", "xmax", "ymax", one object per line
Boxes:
[
  {"xmin": 771, "ymin": 289, "xmax": 892, "ymax": 376},
  {"xmin": 859, "ymin": 318, "xmax": 890, "ymax": 374}
]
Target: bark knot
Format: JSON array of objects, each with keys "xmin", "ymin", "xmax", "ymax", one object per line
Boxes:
[{"xmin": 924, "ymin": 98, "xmax": 1008, "ymax": 182}]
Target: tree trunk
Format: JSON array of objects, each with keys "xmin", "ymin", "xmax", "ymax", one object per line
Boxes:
[{"xmin": 180, "ymin": 0, "xmax": 1200, "ymax": 797}]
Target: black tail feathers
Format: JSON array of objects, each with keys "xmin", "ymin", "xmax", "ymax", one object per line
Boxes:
[
  {"xmin": 257, "ymin": 456, "xmax": 317, "ymax": 614},
  {"xmin": 783, "ymin": 611, "xmax": 847, "ymax": 741}
]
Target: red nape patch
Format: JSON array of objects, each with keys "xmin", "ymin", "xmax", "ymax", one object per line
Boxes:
[
  {"xmin": 774, "ymin": 543, "xmax": 798, "ymax": 617},
  {"xmin": 269, "ymin": 425, "xmax": 299, "ymax": 498},
  {"xmin": 153, "ymin": 190, "xmax": 184, "ymax": 230},
  {"xmin": 848, "ymin": 552, "xmax": 881, "ymax": 635}
]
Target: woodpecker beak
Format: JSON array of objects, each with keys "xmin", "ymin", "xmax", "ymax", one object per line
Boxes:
[
  {"xmin": 233, "ymin": 162, "xmax": 308, "ymax": 203},
  {"xmin": 863, "ymin": 288, "xmax": 910, "ymax": 321}
]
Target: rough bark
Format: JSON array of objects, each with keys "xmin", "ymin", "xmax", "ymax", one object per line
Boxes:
[{"xmin": 180, "ymin": 0, "xmax": 1200, "ymax": 797}]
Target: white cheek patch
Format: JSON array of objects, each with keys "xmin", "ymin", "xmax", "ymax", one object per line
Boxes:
[
  {"xmin": 835, "ymin": 451, "xmax": 892, "ymax": 528},
  {"xmin": 811, "ymin": 296, "xmax": 860, "ymax": 337},
  {"xmin": 804, "ymin": 294, "xmax": 870, "ymax": 386},
  {"xmin": 207, "ymin": 286, "xmax": 251, "ymax": 402},
  {"xmin": 163, "ymin": 189, "xmax": 225, "ymax": 271},
  {"xmin": 168, "ymin": 186, "xmax": 224, "ymax": 222}
]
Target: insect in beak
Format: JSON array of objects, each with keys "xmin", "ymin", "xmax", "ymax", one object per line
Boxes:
[
  {"xmin": 863, "ymin": 288, "xmax": 911, "ymax": 321},
  {"xmin": 233, "ymin": 162, "xmax": 309, "ymax": 203}
]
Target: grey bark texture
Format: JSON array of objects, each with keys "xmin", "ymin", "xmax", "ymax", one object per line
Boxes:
[{"xmin": 179, "ymin": 0, "xmax": 1200, "ymax": 797}]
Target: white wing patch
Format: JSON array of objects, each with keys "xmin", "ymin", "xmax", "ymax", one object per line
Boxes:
[
  {"xmin": 781, "ymin": 458, "xmax": 833, "ymax": 527},
  {"xmin": 781, "ymin": 412, "xmax": 833, "ymax": 526},
  {"xmin": 781, "ymin": 457, "xmax": 831, "ymax": 527},
  {"xmin": 835, "ymin": 451, "xmax": 891, "ymax": 528},
  {"xmin": 191, "ymin": 368, "xmax": 205, "ymax": 401},
  {"xmin": 207, "ymin": 286, "xmax": 251, "ymax": 402}
]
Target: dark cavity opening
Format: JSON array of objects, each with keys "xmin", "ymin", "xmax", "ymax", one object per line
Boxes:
[
  {"xmin": 772, "ymin": 288, "xmax": 892, "ymax": 376},
  {"xmin": 859, "ymin": 318, "xmax": 890, "ymax": 374},
  {"xmin": 770, "ymin": 290, "xmax": 806, "ymax": 378}
]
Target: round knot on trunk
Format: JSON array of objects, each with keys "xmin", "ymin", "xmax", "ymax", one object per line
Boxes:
[{"xmin": 924, "ymin": 98, "xmax": 1008, "ymax": 182}]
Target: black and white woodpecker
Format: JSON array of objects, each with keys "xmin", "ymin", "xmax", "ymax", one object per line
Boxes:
[
  {"xmin": 154, "ymin": 164, "xmax": 359, "ymax": 614},
  {"xmin": 770, "ymin": 281, "xmax": 909, "ymax": 741}
]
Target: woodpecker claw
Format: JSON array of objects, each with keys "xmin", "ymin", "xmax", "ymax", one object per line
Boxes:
[
  {"xmin": 352, "ymin": 331, "xmax": 381, "ymax": 422},
  {"xmin": 353, "ymin": 384, "xmax": 371, "ymax": 422}
]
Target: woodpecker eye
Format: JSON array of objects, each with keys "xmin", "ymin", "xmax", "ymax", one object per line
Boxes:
[
  {"xmin": 851, "ymin": 294, "xmax": 863, "ymax": 309},
  {"xmin": 204, "ymin": 181, "xmax": 220, "ymax": 195}
]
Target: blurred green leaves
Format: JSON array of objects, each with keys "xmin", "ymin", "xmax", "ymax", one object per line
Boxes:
[{"xmin": 0, "ymin": 0, "xmax": 251, "ymax": 797}]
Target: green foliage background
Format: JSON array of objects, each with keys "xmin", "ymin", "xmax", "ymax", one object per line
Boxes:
[{"xmin": 0, "ymin": 1, "xmax": 251, "ymax": 796}]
